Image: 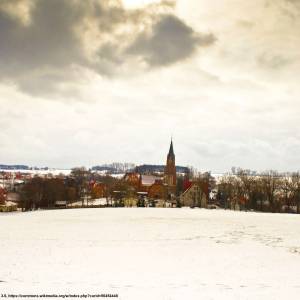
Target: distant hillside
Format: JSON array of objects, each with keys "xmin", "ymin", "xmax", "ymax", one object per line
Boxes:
[
  {"xmin": 91, "ymin": 163, "xmax": 135, "ymax": 174},
  {"xmin": 135, "ymin": 164, "xmax": 189, "ymax": 174},
  {"xmin": 91, "ymin": 163, "xmax": 189, "ymax": 174},
  {"xmin": 0, "ymin": 164, "xmax": 30, "ymax": 170}
]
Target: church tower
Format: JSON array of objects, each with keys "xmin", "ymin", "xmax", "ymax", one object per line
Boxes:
[{"xmin": 164, "ymin": 139, "xmax": 176, "ymax": 193}]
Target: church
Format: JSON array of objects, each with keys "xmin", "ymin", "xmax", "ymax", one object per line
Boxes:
[{"xmin": 124, "ymin": 139, "xmax": 177, "ymax": 201}]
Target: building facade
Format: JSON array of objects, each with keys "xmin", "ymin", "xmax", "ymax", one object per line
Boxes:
[{"xmin": 180, "ymin": 183, "xmax": 207, "ymax": 208}]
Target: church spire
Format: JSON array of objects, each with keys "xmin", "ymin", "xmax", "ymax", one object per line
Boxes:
[{"xmin": 168, "ymin": 138, "xmax": 175, "ymax": 159}]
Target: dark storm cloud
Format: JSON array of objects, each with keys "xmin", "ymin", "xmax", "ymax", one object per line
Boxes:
[
  {"xmin": 0, "ymin": 0, "xmax": 82, "ymax": 70},
  {"xmin": 0, "ymin": 0, "xmax": 88, "ymax": 95},
  {"xmin": 0, "ymin": 0, "xmax": 215, "ymax": 97},
  {"xmin": 126, "ymin": 15, "xmax": 216, "ymax": 66}
]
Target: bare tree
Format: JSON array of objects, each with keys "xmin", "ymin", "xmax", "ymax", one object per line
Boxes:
[
  {"xmin": 260, "ymin": 171, "xmax": 280, "ymax": 212},
  {"xmin": 218, "ymin": 175, "xmax": 236, "ymax": 209},
  {"xmin": 290, "ymin": 172, "xmax": 300, "ymax": 214},
  {"xmin": 71, "ymin": 167, "xmax": 90, "ymax": 207}
]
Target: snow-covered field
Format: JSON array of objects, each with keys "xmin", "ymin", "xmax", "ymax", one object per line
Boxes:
[
  {"xmin": 0, "ymin": 168, "xmax": 72, "ymax": 176},
  {"xmin": 1, "ymin": 208, "xmax": 300, "ymax": 299}
]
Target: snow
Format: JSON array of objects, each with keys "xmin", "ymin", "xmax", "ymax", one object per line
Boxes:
[
  {"xmin": 110, "ymin": 173, "xmax": 125, "ymax": 179},
  {"xmin": 68, "ymin": 198, "xmax": 108, "ymax": 207},
  {"xmin": 0, "ymin": 168, "xmax": 72, "ymax": 176},
  {"xmin": 1, "ymin": 208, "xmax": 300, "ymax": 299},
  {"xmin": 3, "ymin": 201, "xmax": 17, "ymax": 207}
]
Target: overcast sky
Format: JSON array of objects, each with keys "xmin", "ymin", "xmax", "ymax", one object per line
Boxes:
[{"xmin": 0, "ymin": 0, "xmax": 300, "ymax": 172}]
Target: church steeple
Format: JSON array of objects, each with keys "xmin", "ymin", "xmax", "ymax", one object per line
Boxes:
[
  {"xmin": 168, "ymin": 139, "xmax": 175, "ymax": 159},
  {"xmin": 164, "ymin": 138, "xmax": 176, "ymax": 192}
]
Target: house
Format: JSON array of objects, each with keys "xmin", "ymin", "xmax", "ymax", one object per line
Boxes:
[
  {"xmin": 0, "ymin": 187, "xmax": 6, "ymax": 205},
  {"xmin": 148, "ymin": 180, "xmax": 167, "ymax": 199},
  {"xmin": 180, "ymin": 182, "xmax": 208, "ymax": 208},
  {"xmin": 0, "ymin": 188, "xmax": 18, "ymax": 212},
  {"xmin": 91, "ymin": 182, "xmax": 107, "ymax": 198},
  {"xmin": 6, "ymin": 192, "xmax": 20, "ymax": 203},
  {"xmin": 55, "ymin": 200, "xmax": 67, "ymax": 208},
  {"xmin": 124, "ymin": 198, "xmax": 138, "ymax": 207}
]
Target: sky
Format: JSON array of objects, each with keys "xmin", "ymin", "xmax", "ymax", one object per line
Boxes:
[{"xmin": 0, "ymin": 0, "xmax": 300, "ymax": 172}]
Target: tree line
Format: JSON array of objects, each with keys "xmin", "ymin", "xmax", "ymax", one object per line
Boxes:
[
  {"xmin": 19, "ymin": 168, "xmax": 120, "ymax": 211},
  {"xmin": 216, "ymin": 171, "xmax": 300, "ymax": 213},
  {"xmin": 14, "ymin": 167, "xmax": 300, "ymax": 214}
]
